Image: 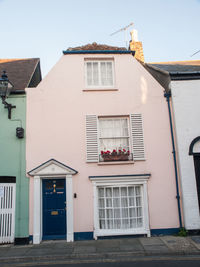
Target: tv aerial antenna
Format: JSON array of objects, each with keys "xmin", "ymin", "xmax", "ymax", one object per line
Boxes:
[
  {"xmin": 191, "ymin": 50, "xmax": 200, "ymax": 57},
  {"xmin": 110, "ymin": 22, "xmax": 134, "ymax": 48}
]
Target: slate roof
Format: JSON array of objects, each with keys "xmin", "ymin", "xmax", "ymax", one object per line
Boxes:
[
  {"xmin": 145, "ymin": 60, "xmax": 200, "ymax": 91},
  {"xmin": 0, "ymin": 58, "xmax": 42, "ymax": 91},
  {"xmin": 66, "ymin": 42, "xmax": 127, "ymax": 51},
  {"xmin": 149, "ymin": 60, "xmax": 200, "ymax": 73}
]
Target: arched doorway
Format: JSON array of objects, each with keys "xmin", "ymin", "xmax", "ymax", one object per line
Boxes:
[{"xmin": 189, "ymin": 136, "xmax": 200, "ymax": 210}]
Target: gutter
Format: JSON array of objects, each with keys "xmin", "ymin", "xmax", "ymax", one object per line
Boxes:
[
  {"xmin": 170, "ymin": 72, "xmax": 200, "ymax": 81},
  {"xmin": 63, "ymin": 50, "xmax": 135, "ymax": 55},
  {"xmin": 10, "ymin": 90, "xmax": 26, "ymax": 95},
  {"xmin": 164, "ymin": 91, "xmax": 183, "ymax": 228}
]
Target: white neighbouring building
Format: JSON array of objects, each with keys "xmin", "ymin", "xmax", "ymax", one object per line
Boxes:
[{"xmin": 146, "ymin": 61, "xmax": 200, "ymax": 231}]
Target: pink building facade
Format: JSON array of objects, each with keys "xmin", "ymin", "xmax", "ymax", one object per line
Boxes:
[{"xmin": 26, "ymin": 45, "xmax": 180, "ymax": 244}]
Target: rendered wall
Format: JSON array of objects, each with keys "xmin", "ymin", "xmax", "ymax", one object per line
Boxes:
[
  {"xmin": 171, "ymin": 80, "xmax": 200, "ymax": 229},
  {"xmin": 0, "ymin": 95, "xmax": 29, "ymax": 239},
  {"xmin": 27, "ymin": 53, "xmax": 179, "ymax": 235}
]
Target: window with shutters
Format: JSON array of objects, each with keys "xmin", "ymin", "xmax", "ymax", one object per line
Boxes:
[
  {"xmin": 99, "ymin": 117, "xmax": 133, "ymax": 162},
  {"xmin": 86, "ymin": 114, "xmax": 145, "ymax": 163},
  {"xmin": 85, "ymin": 60, "xmax": 114, "ymax": 88}
]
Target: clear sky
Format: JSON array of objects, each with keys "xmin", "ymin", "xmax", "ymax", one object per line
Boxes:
[{"xmin": 1, "ymin": 0, "xmax": 200, "ymax": 77}]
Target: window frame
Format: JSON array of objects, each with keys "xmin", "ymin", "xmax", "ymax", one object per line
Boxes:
[
  {"xmin": 98, "ymin": 116, "xmax": 132, "ymax": 162},
  {"xmin": 89, "ymin": 175, "xmax": 150, "ymax": 239},
  {"xmin": 84, "ymin": 59, "xmax": 115, "ymax": 89}
]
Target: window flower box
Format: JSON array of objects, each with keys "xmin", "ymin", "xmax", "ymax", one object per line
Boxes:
[{"xmin": 100, "ymin": 149, "xmax": 132, "ymax": 162}]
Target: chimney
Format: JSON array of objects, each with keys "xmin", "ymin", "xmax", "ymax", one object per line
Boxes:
[{"xmin": 129, "ymin": 29, "xmax": 145, "ymax": 63}]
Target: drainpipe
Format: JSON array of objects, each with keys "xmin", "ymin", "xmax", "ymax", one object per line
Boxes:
[{"xmin": 164, "ymin": 91, "xmax": 183, "ymax": 228}]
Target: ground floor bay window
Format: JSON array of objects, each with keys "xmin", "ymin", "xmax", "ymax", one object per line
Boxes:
[{"xmin": 89, "ymin": 174, "xmax": 151, "ymax": 239}]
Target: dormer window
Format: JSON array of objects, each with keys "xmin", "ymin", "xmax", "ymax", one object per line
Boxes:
[{"xmin": 85, "ymin": 59, "xmax": 114, "ymax": 88}]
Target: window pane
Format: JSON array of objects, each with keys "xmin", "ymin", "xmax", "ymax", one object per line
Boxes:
[
  {"xmin": 136, "ymin": 196, "xmax": 141, "ymax": 206},
  {"xmin": 106, "ymin": 209, "xmax": 113, "ymax": 218},
  {"xmin": 113, "ymin": 198, "xmax": 120, "ymax": 207},
  {"xmin": 128, "ymin": 187, "xmax": 134, "ymax": 196},
  {"xmin": 121, "ymin": 197, "xmax": 128, "ymax": 208},
  {"xmin": 122, "ymin": 219, "xmax": 129, "ymax": 228},
  {"xmin": 100, "ymin": 62, "xmax": 106, "ymax": 85},
  {"xmin": 135, "ymin": 186, "xmax": 141, "ymax": 196},
  {"xmin": 106, "ymin": 188, "xmax": 112, "ymax": 197},
  {"xmin": 122, "ymin": 208, "xmax": 128, "ymax": 218},
  {"xmin": 106, "ymin": 198, "xmax": 112, "ymax": 207},
  {"xmin": 98, "ymin": 198, "xmax": 104, "ymax": 208},
  {"xmin": 86, "ymin": 62, "xmax": 92, "ymax": 86},
  {"xmin": 93, "ymin": 62, "xmax": 99, "ymax": 85},
  {"xmin": 99, "ymin": 209, "xmax": 105, "ymax": 219},
  {"xmin": 107, "ymin": 219, "xmax": 113, "ymax": 229},
  {"xmin": 130, "ymin": 218, "xmax": 137, "ymax": 228},
  {"xmin": 137, "ymin": 207, "xmax": 142, "ymax": 217},
  {"xmin": 100, "ymin": 219, "xmax": 106, "ymax": 229},
  {"xmin": 129, "ymin": 197, "xmax": 135, "ymax": 207},
  {"xmin": 106, "ymin": 62, "xmax": 113, "ymax": 85},
  {"xmin": 129, "ymin": 207, "xmax": 136, "ymax": 218},
  {"xmin": 114, "ymin": 208, "xmax": 120, "ymax": 218},
  {"xmin": 99, "ymin": 188, "xmax": 104, "ymax": 197},
  {"xmin": 137, "ymin": 217, "xmax": 143, "ymax": 227},
  {"xmin": 121, "ymin": 187, "xmax": 127, "ymax": 197},
  {"xmin": 113, "ymin": 187, "xmax": 119, "ymax": 197},
  {"xmin": 114, "ymin": 219, "xmax": 121, "ymax": 229},
  {"xmin": 56, "ymin": 180, "xmax": 65, "ymax": 189},
  {"xmin": 100, "ymin": 61, "xmax": 113, "ymax": 86}
]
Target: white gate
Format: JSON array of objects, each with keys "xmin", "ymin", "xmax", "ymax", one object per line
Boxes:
[{"xmin": 0, "ymin": 183, "xmax": 16, "ymax": 244}]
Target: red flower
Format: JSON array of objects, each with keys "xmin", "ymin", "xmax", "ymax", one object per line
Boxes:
[
  {"xmin": 107, "ymin": 150, "xmax": 111, "ymax": 154},
  {"xmin": 101, "ymin": 151, "xmax": 104, "ymax": 155},
  {"xmin": 123, "ymin": 149, "xmax": 126, "ymax": 152},
  {"xmin": 113, "ymin": 149, "xmax": 116, "ymax": 153}
]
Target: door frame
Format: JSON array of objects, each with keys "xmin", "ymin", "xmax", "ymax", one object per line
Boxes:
[{"xmin": 28, "ymin": 159, "xmax": 78, "ymax": 244}]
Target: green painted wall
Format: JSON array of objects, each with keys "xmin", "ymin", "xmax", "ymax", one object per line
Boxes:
[{"xmin": 0, "ymin": 94, "xmax": 29, "ymax": 238}]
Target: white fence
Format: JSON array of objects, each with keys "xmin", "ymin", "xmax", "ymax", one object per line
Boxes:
[{"xmin": 0, "ymin": 183, "xmax": 16, "ymax": 244}]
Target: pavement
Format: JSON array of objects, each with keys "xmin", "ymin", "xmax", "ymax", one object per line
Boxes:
[{"xmin": 0, "ymin": 235, "xmax": 200, "ymax": 265}]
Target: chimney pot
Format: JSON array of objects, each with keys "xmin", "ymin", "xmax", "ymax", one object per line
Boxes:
[{"xmin": 130, "ymin": 29, "xmax": 138, "ymax": 42}]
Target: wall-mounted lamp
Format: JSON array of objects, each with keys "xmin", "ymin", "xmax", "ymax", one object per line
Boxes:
[{"xmin": 0, "ymin": 71, "xmax": 16, "ymax": 119}]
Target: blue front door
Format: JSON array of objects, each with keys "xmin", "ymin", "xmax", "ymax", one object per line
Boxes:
[{"xmin": 43, "ymin": 179, "xmax": 66, "ymax": 239}]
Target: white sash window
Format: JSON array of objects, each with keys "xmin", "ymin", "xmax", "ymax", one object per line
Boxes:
[
  {"xmin": 99, "ymin": 117, "xmax": 130, "ymax": 152},
  {"xmin": 89, "ymin": 175, "xmax": 150, "ymax": 239},
  {"xmin": 98, "ymin": 185, "xmax": 143, "ymax": 230},
  {"xmin": 85, "ymin": 60, "xmax": 114, "ymax": 88}
]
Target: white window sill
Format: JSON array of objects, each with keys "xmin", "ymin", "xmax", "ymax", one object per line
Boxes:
[
  {"xmin": 83, "ymin": 88, "xmax": 119, "ymax": 92},
  {"xmin": 94, "ymin": 228, "xmax": 150, "ymax": 239},
  {"xmin": 98, "ymin": 161, "xmax": 134, "ymax": 166}
]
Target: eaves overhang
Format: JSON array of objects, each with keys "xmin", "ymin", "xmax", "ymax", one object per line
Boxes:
[
  {"xmin": 63, "ymin": 50, "xmax": 135, "ymax": 55},
  {"xmin": 170, "ymin": 71, "xmax": 200, "ymax": 81}
]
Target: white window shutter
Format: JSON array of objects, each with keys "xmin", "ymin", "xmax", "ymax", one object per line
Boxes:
[
  {"xmin": 130, "ymin": 114, "xmax": 145, "ymax": 160},
  {"xmin": 86, "ymin": 115, "xmax": 99, "ymax": 162}
]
